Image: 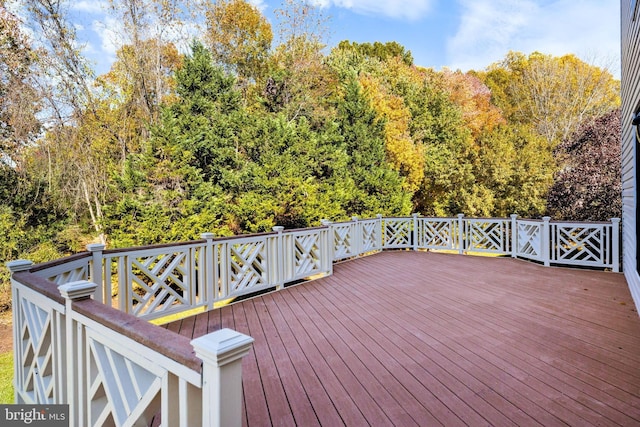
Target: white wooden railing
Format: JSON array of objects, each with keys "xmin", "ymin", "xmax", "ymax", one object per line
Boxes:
[{"xmin": 7, "ymin": 214, "xmax": 620, "ymax": 426}]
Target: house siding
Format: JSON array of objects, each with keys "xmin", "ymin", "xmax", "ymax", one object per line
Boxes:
[{"xmin": 621, "ymin": 0, "xmax": 640, "ymax": 308}]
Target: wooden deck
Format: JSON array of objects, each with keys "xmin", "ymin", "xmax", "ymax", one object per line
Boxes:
[{"xmin": 164, "ymin": 251, "xmax": 640, "ymax": 426}]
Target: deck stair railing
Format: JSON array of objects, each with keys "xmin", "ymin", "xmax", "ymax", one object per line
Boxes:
[{"xmin": 7, "ymin": 214, "xmax": 620, "ymax": 426}]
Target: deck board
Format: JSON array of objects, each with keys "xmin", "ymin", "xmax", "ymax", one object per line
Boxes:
[{"xmin": 164, "ymin": 251, "xmax": 640, "ymax": 426}]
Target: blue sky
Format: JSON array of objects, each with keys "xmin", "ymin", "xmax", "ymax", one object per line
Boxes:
[{"xmin": 67, "ymin": 0, "xmax": 621, "ymax": 78}]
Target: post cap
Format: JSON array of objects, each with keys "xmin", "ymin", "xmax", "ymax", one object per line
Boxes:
[
  {"xmin": 6, "ymin": 260, "xmax": 33, "ymax": 273},
  {"xmin": 59, "ymin": 280, "xmax": 97, "ymax": 301}
]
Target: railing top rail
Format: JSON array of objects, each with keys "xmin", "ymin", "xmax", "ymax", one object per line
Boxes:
[
  {"xmin": 464, "ymin": 216, "xmax": 511, "ymax": 221},
  {"xmin": 420, "ymin": 216, "xmax": 458, "ymax": 220},
  {"xmin": 103, "ymin": 239, "xmax": 207, "ymax": 255},
  {"xmin": 72, "ymin": 296, "xmax": 202, "ymax": 374},
  {"xmin": 549, "ymin": 219, "xmax": 617, "ymax": 225},
  {"xmin": 282, "ymin": 225, "xmax": 328, "ymax": 233},
  {"xmin": 12, "ymin": 271, "xmax": 66, "ymax": 305},
  {"xmin": 27, "ymin": 252, "xmax": 91, "ymax": 273}
]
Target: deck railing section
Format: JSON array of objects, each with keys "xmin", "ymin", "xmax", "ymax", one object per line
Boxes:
[
  {"xmin": 8, "ymin": 265, "xmax": 253, "ymax": 427},
  {"xmin": 323, "ymin": 214, "xmax": 620, "ymax": 271},
  {"xmin": 8, "ymin": 214, "xmax": 620, "ymax": 425}
]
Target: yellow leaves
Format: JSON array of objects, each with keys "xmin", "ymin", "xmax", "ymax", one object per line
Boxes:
[
  {"xmin": 206, "ymin": 0, "xmax": 272, "ymax": 82},
  {"xmin": 483, "ymin": 51, "xmax": 620, "ymax": 146},
  {"xmin": 359, "ymin": 74, "xmax": 424, "ymax": 192}
]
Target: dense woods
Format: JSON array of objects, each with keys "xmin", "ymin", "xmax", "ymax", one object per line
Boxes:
[{"xmin": 0, "ymin": 0, "xmax": 622, "ymax": 310}]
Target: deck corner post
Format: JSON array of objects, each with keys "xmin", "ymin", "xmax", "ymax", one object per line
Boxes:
[
  {"xmin": 272, "ymin": 226, "xmax": 285, "ymax": 290},
  {"xmin": 87, "ymin": 243, "xmax": 106, "ymax": 303},
  {"xmin": 542, "ymin": 216, "xmax": 551, "ymax": 267},
  {"xmin": 510, "ymin": 214, "xmax": 518, "ymax": 258},
  {"xmin": 412, "ymin": 213, "xmax": 420, "ymax": 251},
  {"xmin": 611, "ymin": 217, "xmax": 621, "ymax": 272},
  {"xmin": 457, "ymin": 214, "xmax": 465, "ymax": 255},
  {"xmin": 191, "ymin": 329, "xmax": 254, "ymax": 427},
  {"xmin": 59, "ymin": 280, "xmax": 97, "ymax": 425}
]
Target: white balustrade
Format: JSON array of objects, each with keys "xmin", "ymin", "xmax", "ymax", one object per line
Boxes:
[{"xmin": 6, "ymin": 213, "xmax": 621, "ymax": 424}]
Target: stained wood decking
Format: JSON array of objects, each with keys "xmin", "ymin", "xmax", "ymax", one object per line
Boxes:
[{"xmin": 164, "ymin": 251, "xmax": 640, "ymax": 426}]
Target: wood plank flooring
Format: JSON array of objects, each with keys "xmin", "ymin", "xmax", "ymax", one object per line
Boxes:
[{"xmin": 164, "ymin": 251, "xmax": 640, "ymax": 426}]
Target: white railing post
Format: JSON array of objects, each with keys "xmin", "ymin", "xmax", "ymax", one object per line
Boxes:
[
  {"xmin": 457, "ymin": 214, "xmax": 465, "ymax": 255},
  {"xmin": 376, "ymin": 214, "xmax": 383, "ymax": 250},
  {"xmin": 273, "ymin": 226, "xmax": 285, "ymax": 290},
  {"xmin": 320, "ymin": 219, "xmax": 334, "ymax": 262},
  {"xmin": 201, "ymin": 233, "xmax": 216, "ymax": 308},
  {"xmin": 412, "ymin": 213, "xmax": 419, "ymax": 251},
  {"xmin": 510, "ymin": 214, "xmax": 518, "ymax": 258},
  {"xmin": 191, "ymin": 329, "xmax": 254, "ymax": 427},
  {"xmin": 611, "ymin": 218, "xmax": 621, "ymax": 272},
  {"xmin": 59, "ymin": 280, "xmax": 98, "ymax": 427},
  {"xmin": 87, "ymin": 243, "xmax": 106, "ymax": 304},
  {"xmin": 352, "ymin": 216, "xmax": 360, "ymax": 256},
  {"xmin": 542, "ymin": 216, "xmax": 551, "ymax": 267}
]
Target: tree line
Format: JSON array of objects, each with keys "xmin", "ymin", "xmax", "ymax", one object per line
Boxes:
[{"xmin": 0, "ymin": 0, "xmax": 621, "ymax": 310}]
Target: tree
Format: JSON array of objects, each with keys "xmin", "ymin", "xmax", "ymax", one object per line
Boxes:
[
  {"xmin": 262, "ymin": 0, "xmax": 336, "ymax": 126},
  {"xmin": 335, "ymin": 73, "xmax": 412, "ymax": 216},
  {"xmin": 0, "ymin": 5, "xmax": 41, "ymax": 161},
  {"xmin": 481, "ymin": 51, "xmax": 620, "ymax": 146},
  {"xmin": 441, "ymin": 69, "xmax": 504, "ymax": 139},
  {"xmin": 205, "ymin": 0, "xmax": 272, "ymax": 85},
  {"xmin": 336, "ymin": 40, "xmax": 413, "ymax": 66},
  {"xmin": 546, "ymin": 109, "xmax": 621, "ymax": 221},
  {"xmin": 474, "ymin": 124, "xmax": 555, "ymax": 217}
]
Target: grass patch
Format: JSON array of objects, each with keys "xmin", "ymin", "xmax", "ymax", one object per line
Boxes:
[{"xmin": 0, "ymin": 351, "xmax": 13, "ymax": 403}]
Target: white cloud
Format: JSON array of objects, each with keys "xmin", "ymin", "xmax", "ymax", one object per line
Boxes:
[
  {"xmin": 248, "ymin": 0, "xmax": 268, "ymax": 11},
  {"xmin": 446, "ymin": 0, "xmax": 621, "ymax": 77},
  {"xmin": 312, "ymin": 0, "xmax": 434, "ymax": 21},
  {"xmin": 70, "ymin": 1, "xmax": 107, "ymax": 15}
]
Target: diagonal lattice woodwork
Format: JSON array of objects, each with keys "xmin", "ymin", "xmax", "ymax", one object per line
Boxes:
[
  {"xmin": 360, "ymin": 220, "xmax": 379, "ymax": 252},
  {"xmin": 467, "ymin": 220, "xmax": 505, "ymax": 252},
  {"xmin": 293, "ymin": 233, "xmax": 322, "ymax": 277},
  {"xmin": 332, "ymin": 224, "xmax": 354, "ymax": 260},
  {"xmin": 516, "ymin": 222, "xmax": 543, "ymax": 260},
  {"xmin": 383, "ymin": 219, "xmax": 411, "ymax": 248},
  {"xmin": 554, "ymin": 225, "xmax": 604, "ymax": 263},
  {"xmin": 421, "ymin": 219, "xmax": 454, "ymax": 249},
  {"xmin": 18, "ymin": 298, "xmax": 56, "ymax": 404},
  {"xmin": 229, "ymin": 240, "xmax": 267, "ymax": 293},
  {"xmin": 87, "ymin": 336, "xmax": 162, "ymax": 427},
  {"xmin": 129, "ymin": 251, "xmax": 191, "ymax": 317}
]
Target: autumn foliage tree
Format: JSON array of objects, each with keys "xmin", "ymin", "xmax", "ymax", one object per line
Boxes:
[
  {"xmin": 205, "ymin": 0, "xmax": 273, "ymax": 85},
  {"xmin": 481, "ymin": 51, "xmax": 620, "ymax": 146}
]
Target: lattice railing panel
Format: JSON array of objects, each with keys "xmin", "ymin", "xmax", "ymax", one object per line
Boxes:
[
  {"xmin": 331, "ymin": 223, "xmax": 355, "ymax": 261},
  {"xmin": 383, "ymin": 218, "xmax": 412, "ymax": 249},
  {"xmin": 33, "ymin": 257, "xmax": 90, "ymax": 286},
  {"xmin": 87, "ymin": 334, "xmax": 162, "ymax": 427},
  {"xmin": 516, "ymin": 221, "xmax": 543, "ymax": 261},
  {"xmin": 466, "ymin": 220, "xmax": 508, "ymax": 253},
  {"xmin": 228, "ymin": 240, "xmax": 268, "ymax": 294},
  {"xmin": 552, "ymin": 225, "xmax": 607, "ymax": 266},
  {"xmin": 126, "ymin": 249, "xmax": 197, "ymax": 318},
  {"xmin": 420, "ymin": 219, "xmax": 455, "ymax": 250},
  {"xmin": 292, "ymin": 233, "xmax": 322, "ymax": 278},
  {"xmin": 15, "ymin": 293, "xmax": 60, "ymax": 405},
  {"xmin": 360, "ymin": 219, "xmax": 380, "ymax": 253}
]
